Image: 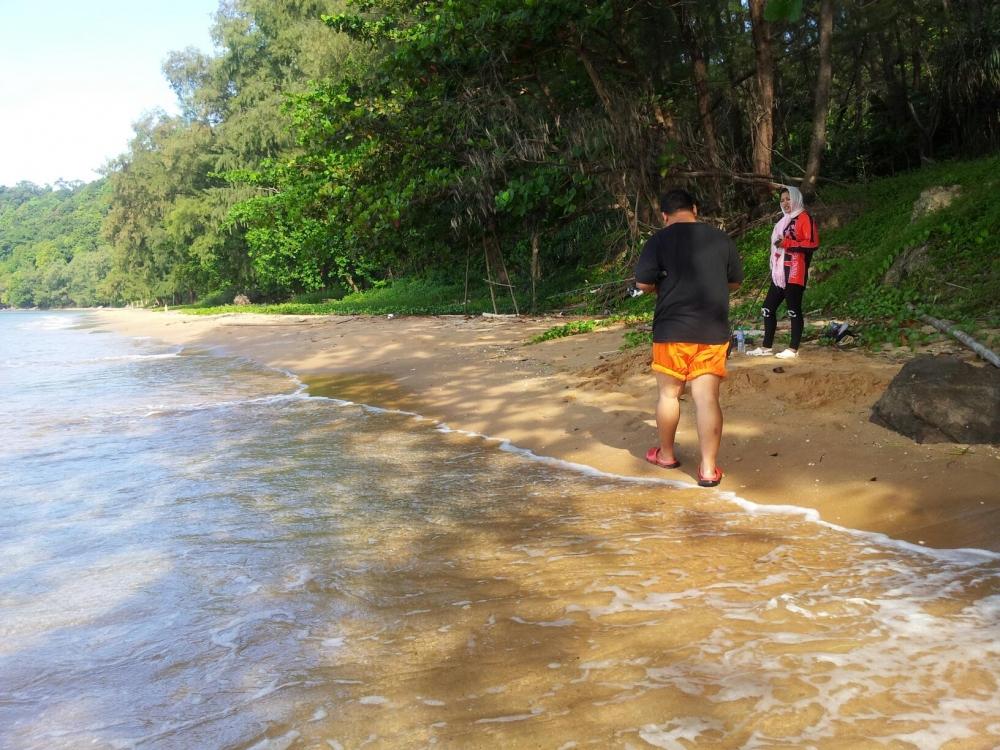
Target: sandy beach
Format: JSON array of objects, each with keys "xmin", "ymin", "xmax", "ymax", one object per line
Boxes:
[{"xmin": 90, "ymin": 308, "xmax": 1000, "ymax": 553}]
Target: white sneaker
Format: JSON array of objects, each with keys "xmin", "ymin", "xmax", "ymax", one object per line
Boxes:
[
  {"xmin": 775, "ymin": 349, "xmax": 799, "ymax": 359},
  {"xmin": 745, "ymin": 347, "xmax": 773, "ymax": 356}
]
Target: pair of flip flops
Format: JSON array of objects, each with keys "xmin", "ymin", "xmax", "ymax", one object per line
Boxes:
[
  {"xmin": 645, "ymin": 446, "xmax": 680, "ymax": 469},
  {"xmin": 646, "ymin": 447, "xmax": 724, "ymax": 487},
  {"xmin": 697, "ymin": 467, "xmax": 724, "ymax": 487}
]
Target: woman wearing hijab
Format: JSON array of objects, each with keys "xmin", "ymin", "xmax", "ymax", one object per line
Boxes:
[{"xmin": 746, "ymin": 185, "xmax": 819, "ymax": 359}]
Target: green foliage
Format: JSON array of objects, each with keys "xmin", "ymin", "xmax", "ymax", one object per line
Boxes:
[
  {"xmin": 764, "ymin": 0, "xmax": 804, "ymax": 23},
  {"xmin": 728, "ymin": 222, "xmax": 776, "ymax": 326},
  {"xmin": 0, "ymin": 180, "xmax": 114, "ymax": 307},
  {"xmin": 529, "ymin": 312, "xmax": 647, "ymax": 344},
  {"xmin": 612, "ymin": 158, "xmax": 1000, "ymax": 352},
  {"xmin": 194, "ymin": 288, "xmax": 241, "ymax": 308},
  {"xmin": 735, "ymin": 224, "xmax": 774, "ymax": 282},
  {"xmin": 290, "ymin": 285, "xmax": 349, "ymax": 304},
  {"xmin": 808, "ymin": 157, "xmax": 1000, "ymax": 339},
  {"xmin": 3, "ymin": 0, "xmax": 997, "ymax": 318},
  {"xmin": 621, "ymin": 328, "xmax": 652, "ymax": 350},
  {"xmin": 100, "ymin": 0, "xmax": 365, "ymax": 305},
  {"xmin": 184, "ymin": 274, "xmax": 491, "ymax": 316},
  {"xmin": 529, "ymin": 319, "xmax": 601, "ymax": 343}
]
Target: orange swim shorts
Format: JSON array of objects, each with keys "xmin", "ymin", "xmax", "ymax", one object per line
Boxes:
[{"xmin": 651, "ymin": 342, "xmax": 729, "ymax": 381}]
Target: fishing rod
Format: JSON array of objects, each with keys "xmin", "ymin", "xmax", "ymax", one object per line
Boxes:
[
  {"xmin": 546, "ymin": 278, "xmax": 633, "ymax": 299},
  {"xmin": 729, "ymin": 274, "xmax": 770, "ymax": 354}
]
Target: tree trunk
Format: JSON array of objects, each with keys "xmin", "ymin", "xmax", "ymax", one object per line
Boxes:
[
  {"xmin": 483, "ymin": 236, "xmax": 498, "ymax": 315},
  {"xmin": 483, "ymin": 231, "xmax": 518, "ymax": 315},
  {"xmin": 577, "ymin": 44, "xmax": 615, "ymax": 118},
  {"xmin": 748, "ymin": 0, "xmax": 775, "ymax": 204},
  {"xmin": 877, "ymin": 31, "xmax": 912, "ymax": 146},
  {"xmin": 672, "ymin": 1, "xmax": 723, "ymax": 207},
  {"xmin": 576, "ymin": 41, "xmax": 658, "ymax": 239},
  {"xmin": 802, "ymin": 0, "xmax": 834, "ymax": 199},
  {"xmin": 530, "ymin": 229, "xmax": 540, "ymax": 314}
]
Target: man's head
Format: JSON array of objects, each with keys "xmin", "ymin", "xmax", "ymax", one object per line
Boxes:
[{"xmin": 659, "ymin": 189, "xmax": 698, "ymax": 225}]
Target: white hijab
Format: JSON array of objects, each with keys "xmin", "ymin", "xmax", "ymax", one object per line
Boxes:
[{"xmin": 770, "ymin": 185, "xmax": 805, "ymax": 288}]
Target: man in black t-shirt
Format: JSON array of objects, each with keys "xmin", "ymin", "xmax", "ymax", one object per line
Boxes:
[{"xmin": 634, "ymin": 189, "xmax": 743, "ymax": 487}]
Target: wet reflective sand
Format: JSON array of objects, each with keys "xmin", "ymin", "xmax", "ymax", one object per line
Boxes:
[{"xmin": 2, "ymin": 315, "xmax": 999, "ymax": 749}]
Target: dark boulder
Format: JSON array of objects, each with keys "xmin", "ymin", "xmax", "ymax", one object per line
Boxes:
[{"xmin": 870, "ymin": 355, "xmax": 1000, "ymax": 444}]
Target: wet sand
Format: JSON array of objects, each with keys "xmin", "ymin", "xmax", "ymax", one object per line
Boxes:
[{"xmin": 89, "ymin": 308, "xmax": 1000, "ymax": 553}]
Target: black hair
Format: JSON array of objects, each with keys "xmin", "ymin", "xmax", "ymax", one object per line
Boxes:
[{"xmin": 660, "ymin": 188, "xmax": 697, "ymax": 214}]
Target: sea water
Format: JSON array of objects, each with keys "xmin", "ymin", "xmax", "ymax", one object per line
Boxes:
[{"xmin": 1, "ymin": 310, "xmax": 998, "ymax": 750}]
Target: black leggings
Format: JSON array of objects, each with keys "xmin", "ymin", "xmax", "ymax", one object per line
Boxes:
[{"xmin": 761, "ymin": 282, "xmax": 805, "ymax": 349}]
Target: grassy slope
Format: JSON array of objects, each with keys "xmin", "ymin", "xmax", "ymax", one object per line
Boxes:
[{"xmin": 733, "ymin": 155, "xmax": 1000, "ymax": 349}]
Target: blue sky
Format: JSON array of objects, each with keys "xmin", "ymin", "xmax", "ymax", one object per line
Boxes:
[{"xmin": 0, "ymin": 0, "xmax": 218, "ymax": 187}]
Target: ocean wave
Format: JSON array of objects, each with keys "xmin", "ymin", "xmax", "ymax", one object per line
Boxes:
[
  {"xmin": 0, "ymin": 348, "xmax": 183, "ymax": 369},
  {"xmin": 308, "ymin": 393, "xmax": 1000, "ymax": 565},
  {"xmin": 14, "ymin": 314, "xmax": 81, "ymax": 331},
  {"xmin": 141, "ymin": 388, "xmax": 310, "ymax": 417}
]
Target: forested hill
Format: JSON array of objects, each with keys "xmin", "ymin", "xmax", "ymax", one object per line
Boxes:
[
  {"xmin": 0, "ymin": 180, "xmax": 111, "ymax": 307},
  {"xmin": 1, "ymin": 0, "xmax": 997, "ymax": 317}
]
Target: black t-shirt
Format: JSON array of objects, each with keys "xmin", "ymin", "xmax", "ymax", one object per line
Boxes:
[{"xmin": 634, "ymin": 222, "xmax": 743, "ymax": 344}]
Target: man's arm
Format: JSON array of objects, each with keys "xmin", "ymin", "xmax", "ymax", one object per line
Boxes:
[
  {"xmin": 633, "ymin": 234, "xmax": 662, "ymax": 294},
  {"xmin": 728, "ymin": 281, "xmax": 741, "ymax": 291}
]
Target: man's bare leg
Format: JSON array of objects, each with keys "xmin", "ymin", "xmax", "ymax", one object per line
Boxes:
[
  {"xmin": 689, "ymin": 373, "xmax": 723, "ymax": 478},
  {"xmin": 654, "ymin": 371, "xmax": 685, "ymax": 464}
]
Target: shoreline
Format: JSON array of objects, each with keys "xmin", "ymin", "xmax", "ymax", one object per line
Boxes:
[
  {"xmin": 362, "ymin": 402, "xmax": 999, "ymax": 564},
  {"xmin": 87, "ymin": 308, "xmax": 1000, "ymax": 554}
]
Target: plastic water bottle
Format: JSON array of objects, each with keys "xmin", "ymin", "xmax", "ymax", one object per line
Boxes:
[{"xmin": 736, "ymin": 329, "xmax": 746, "ymax": 353}]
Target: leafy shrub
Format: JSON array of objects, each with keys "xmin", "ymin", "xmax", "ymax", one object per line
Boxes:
[
  {"xmin": 530, "ymin": 320, "xmax": 600, "ymax": 342},
  {"xmin": 621, "ymin": 329, "xmax": 652, "ymax": 349},
  {"xmin": 195, "ymin": 288, "xmax": 239, "ymax": 307}
]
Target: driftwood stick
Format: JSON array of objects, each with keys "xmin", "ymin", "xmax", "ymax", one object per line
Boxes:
[{"xmin": 909, "ymin": 305, "xmax": 1000, "ymax": 368}]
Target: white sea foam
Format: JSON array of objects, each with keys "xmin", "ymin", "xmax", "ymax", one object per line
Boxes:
[
  {"xmin": 510, "ymin": 616, "xmax": 576, "ymax": 628},
  {"xmin": 305, "ymin": 394, "xmax": 1000, "ymax": 563},
  {"xmin": 566, "ymin": 586, "xmax": 690, "ymax": 618},
  {"xmin": 638, "ymin": 717, "xmax": 724, "ymax": 749},
  {"xmin": 17, "ymin": 314, "xmax": 80, "ymax": 331},
  {"xmin": 209, "ymin": 610, "xmax": 296, "ymax": 652},
  {"xmin": 142, "ymin": 390, "xmax": 309, "ymax": 417},
  {"xmin": 247, "ymin": 730, "xmax": 301, "ymax": 750},
  {"xmin": 282, "ymin": 565, "xmax": 315, "ymax": 591},
  {"xmin": 86, "ymin": 350, "xmax": 184, "ymax": 362},
  {"xmin": 475, "ymin": 708, "xmax": 544, "ymax": 724}
]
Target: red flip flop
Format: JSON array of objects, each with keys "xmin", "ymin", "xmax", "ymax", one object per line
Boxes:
[
  {"xmin": 645, "ymin": 446, "xmax": 681, "ymax": 469},
  {"xmin": 697, "ymin": 467, "xmax": 724, "ymax": 487}
]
